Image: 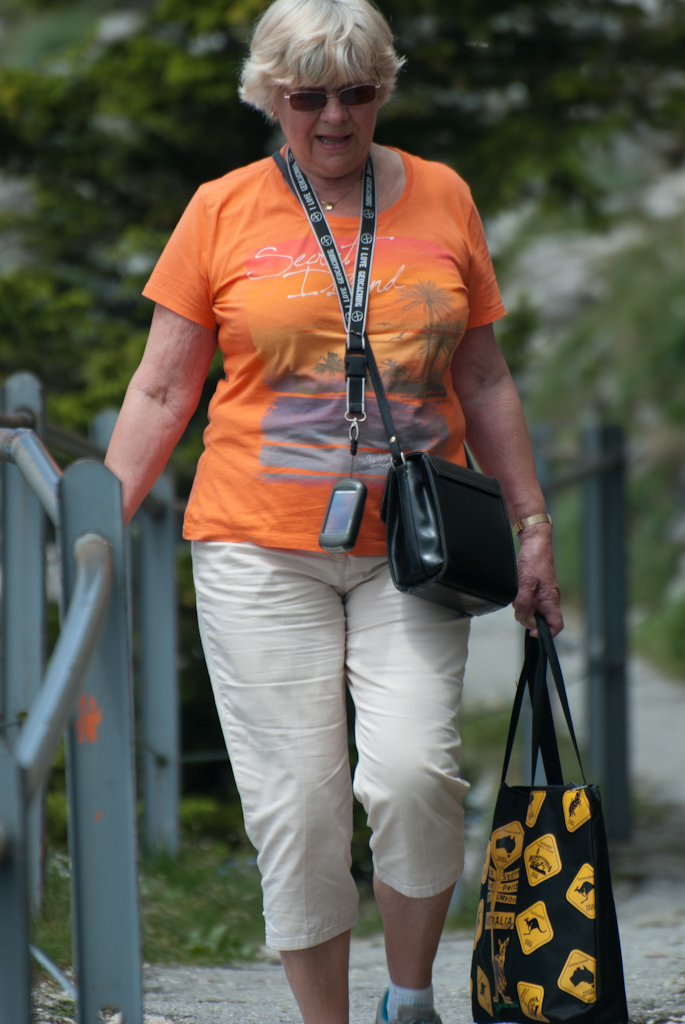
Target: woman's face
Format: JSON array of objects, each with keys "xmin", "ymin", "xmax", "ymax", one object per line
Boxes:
[{"xmin": 272, "ymin": 81, "xmax": 380, "ymax": 184}]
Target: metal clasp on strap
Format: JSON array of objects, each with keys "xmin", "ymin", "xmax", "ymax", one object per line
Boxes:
[
  {"xmin": 348, "ymin": 417, "xmax": 364, "ymax": 457},
  {"xmin": 389, "ymin": 434, "xmax": 406, "ymax": 469}
]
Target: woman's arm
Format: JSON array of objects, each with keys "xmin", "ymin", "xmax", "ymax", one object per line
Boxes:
[
  {"xmin": 105, "ymin": 303, "xmax": 218, "ymax": 525},
  {"xmin": 450, "ymin": 322, "xmax": 563, "ymax": 637}
]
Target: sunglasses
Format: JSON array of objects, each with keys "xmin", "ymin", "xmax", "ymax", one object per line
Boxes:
[{"xmin": 282, "ymin": 83, "xmax": 380, "ymax": 112}]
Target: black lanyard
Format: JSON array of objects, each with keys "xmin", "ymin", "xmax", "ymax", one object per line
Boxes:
[{"xmin": 286, "ymin": 149, "xmax": 376, "ymax": 452}]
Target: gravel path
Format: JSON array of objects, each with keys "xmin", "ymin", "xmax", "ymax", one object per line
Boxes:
[{"xmin": 142, "ymin": 878, "xmax": 685, "ymax": 1024}]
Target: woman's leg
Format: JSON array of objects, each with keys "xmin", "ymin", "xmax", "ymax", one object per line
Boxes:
[
  {"xmin": 373, "ymin": 878, "xmax": 453, "ymax": 988},
  {"xmin": 280, "ymin": 930, "xmax": 351, "ymax": 1024},
  {"xmin": 191, "ymin": 542, "xmax": 388, "ymax": 1023},
  {"xmin": 343, "ymin": 561, "xmax": 470, "ymax": 1007}
]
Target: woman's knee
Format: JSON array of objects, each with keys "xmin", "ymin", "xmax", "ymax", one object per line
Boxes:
[{"xmin": 354, "ymin": 750, "xmax": 469, "ymax": 834}]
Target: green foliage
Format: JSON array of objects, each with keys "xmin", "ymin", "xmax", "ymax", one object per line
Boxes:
[
  {"xmin": 634, "ymin": 597, "xmax": 685, "ymax": 680},
  {"xmin": 529, "ymin": 215, "xmax": 685, "ymax": 428},
  {"xmin": 379, "ymin": 0, "xmax": 685, "ymax": 214},
  {"xmin": 140, "ymin": 843, "xmax": 263, "ymax": 964},
  {"xmin": 33, "ymin": 840, "xmax": 266, "ymax": 968},
  {"xmin": 494, "ymin": 293, "xmax": 539, "ymax": 376},
  {"xmin": 0, "ymin": 0, "xmax": 272, "ymax": 433},
  {"xmin": 179, "ymin": 795, "xmax": 249, "ymax": 846},
  {"xmin": 46, "ymin": 790, "xmax": 68, "ymax": 846},
  {"xmin": 32, "ymin": 850, "xmax": 73, "ymax": 968},
  {"xmin": 2, "ymin": 0, "xmax": 685, "ymax": 436},
  {"xmin": 175, "ymin": 545, "xmax": 235, "ymax": 797},
  {"xmin": 527, "ymin": 217, "xmax": 685, "ymax": 643}
]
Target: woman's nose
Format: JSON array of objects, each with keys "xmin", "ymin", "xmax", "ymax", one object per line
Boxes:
[{"xmin": 320, "ymin": 96, "xmax": 349, "ymax": 124}]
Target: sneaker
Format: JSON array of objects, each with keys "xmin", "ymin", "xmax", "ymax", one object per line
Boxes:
[{"xmin": 375, "ymin": 991, "xmax": 443, "ymax": 1024}]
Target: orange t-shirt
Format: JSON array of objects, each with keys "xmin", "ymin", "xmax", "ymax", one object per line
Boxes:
[{"xmin": 143, "ymin": 148, "xmax": 506, "ymax": 555}]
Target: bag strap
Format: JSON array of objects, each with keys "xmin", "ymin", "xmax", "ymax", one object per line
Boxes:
[
  {"xmin": 273, "ymin": 151, "xmax": 297, "ymax": 195},
  {"xmin": 364, "ymin": 334, "xmax": 404, "ymax": 465},
  {"xmin": 501, "ymin": 615, "xmax": 586, "ymax": 786},
  {"xmin": 501, "ymin": 630, "xmax": 563, "ymax": 786},
  {"xmin": 529, "ymin": 636, "xmax": 563, "ymax": 785},
  {"xmin": 535, "ymin": 613, "xmax": 587, "ymax": 784}
]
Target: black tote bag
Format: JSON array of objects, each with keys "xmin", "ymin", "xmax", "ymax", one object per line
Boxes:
[{"xmin": 471, "ymin": 615, "xmax": 628, "ymax": 1024}]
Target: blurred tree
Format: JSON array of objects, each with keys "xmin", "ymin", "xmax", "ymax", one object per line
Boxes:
[
  {"xmin": 529, "ymin": 212, "xmax": 685, "ymax": 670},
  {"xmin": 1, "ymin": 0, "xmax": 685, "ymax": 441}
]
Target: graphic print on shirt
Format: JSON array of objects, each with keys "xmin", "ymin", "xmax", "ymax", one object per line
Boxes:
[
  {"xmin": 142, "ymin": 150, "xmax": 507, "ymax": 550},
  {"xmin": 245, "ymin": 233, "xmax": 467, "ymax": 485}
]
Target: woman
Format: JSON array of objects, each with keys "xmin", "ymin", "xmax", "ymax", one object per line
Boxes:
[{"xmin": 105, "ymin": 0, "xmax": 562, "ymax": 1021}]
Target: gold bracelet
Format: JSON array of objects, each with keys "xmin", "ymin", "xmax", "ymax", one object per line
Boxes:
[{"xmin": 514, "ymin": 513, "xmax": 553, "ymax": 536}]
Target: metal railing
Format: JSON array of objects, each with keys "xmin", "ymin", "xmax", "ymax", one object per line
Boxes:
[
  {"xmin": 0, "ymin": 397, "xmax": 143, "ymax": 1023},
  {"xmin": 15, "ymin": 534, "xmax": 112, "ymax": 803},
  {"xmin": 1, "ymin": 375, "xmax": 179, "ymax": 890}
]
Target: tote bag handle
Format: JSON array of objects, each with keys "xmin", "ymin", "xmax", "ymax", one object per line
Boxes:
[{"xmin": 501, "ymin": 614, "xmax": 587, "ymax": 787}]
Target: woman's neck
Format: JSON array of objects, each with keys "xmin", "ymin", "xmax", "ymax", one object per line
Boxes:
[{"xmin": 293, "ymin": 144, "xmax": 406, "ymax": 217}]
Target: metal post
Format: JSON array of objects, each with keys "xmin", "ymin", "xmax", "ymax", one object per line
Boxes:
[
  {"xmin": 0, "ymin": 740, "xmax": 31, "ymax": 1024},
  {"xmin": 88, "ymin": 408, "xmax": 180, "ymax": 854},
  {"xmin": 583, "ymin": 425, "xmax": 630, "ymax": 841},
  {"xmin": 137, "ymin": 472, "xmax": 179, "ymax": 854},
  {"xmin": 1, "ymin": 372, "xmax": 46, "ymax": 908},
  {"xmin": 61, "ymin": 460, "xmax": 143, "ymax": 1024}
]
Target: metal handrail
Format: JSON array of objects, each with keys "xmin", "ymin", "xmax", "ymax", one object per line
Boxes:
[
  {"xmin": 0, "ymin": 428, "xmax": 61, "ymax": 525},
  {"xmin": 548, "ymin": 454, "xmax": 624, "ymax": 493},
  {"xmin": 0, "ymin": 423, "xmax": 166, "ymax": 520},
  {"xmin": 15, "ymin": 534, "xmax": 112, "ymax": 803},
  {"xmin": 44, "ymin": 422, "xmax": 106, "ymax": 461}
]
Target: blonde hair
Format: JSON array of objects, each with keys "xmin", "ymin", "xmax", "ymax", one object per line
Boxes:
[{"xmin": 239, "ymin": 0, "xmax": 405, "ymax": 117}]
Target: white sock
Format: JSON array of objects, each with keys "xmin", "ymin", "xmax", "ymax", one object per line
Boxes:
[{"xmin": 386, "ymin": 982, "xmax": 433, "ymax": 1021}]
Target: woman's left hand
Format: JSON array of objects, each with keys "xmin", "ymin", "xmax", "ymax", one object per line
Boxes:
[{"xmin": 513, "ymin": 524, "xmax": 563, "ymax": 637}]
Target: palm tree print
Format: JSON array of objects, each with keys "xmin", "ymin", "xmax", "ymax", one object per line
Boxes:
[
  {"xmin": 313, "ymin": 351, "xmax": 345, "ymax": 389},
  {"xmin": 425, "ymin": 315, "xmax": 464, "ymax": 384},
  {"xmin": 399, "ymin": 281, "xmax": 453, "ymax": 393},
  {"xmin": 380, "ymin": 357, "xmax": 409, "ymax": 392}
]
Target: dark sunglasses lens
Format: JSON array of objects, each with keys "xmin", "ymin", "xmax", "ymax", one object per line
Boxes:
[
  {"xmin": 339, "ymin": 85, "xmax": 377, "ymax": 106},
  {"xmin": 289, "ymin": 92, "xmax": 327, "ymax": 112}
]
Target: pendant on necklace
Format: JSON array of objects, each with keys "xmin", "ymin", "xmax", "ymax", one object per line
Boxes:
[{"xmin": 324, "ymin": 203, "xmax": 334, "ymax": 211}]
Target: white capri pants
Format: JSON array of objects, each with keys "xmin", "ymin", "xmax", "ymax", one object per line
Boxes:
[{"xmin": 192, "ymin": 540, "xmax": 471, "ymax": 951}]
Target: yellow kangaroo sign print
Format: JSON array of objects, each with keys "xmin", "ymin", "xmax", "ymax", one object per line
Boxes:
[
  {"xmin": 481, "ymin": 841, "xmax": 491, "ymax": 885},
  {"xmin": 477, "ymin": 966, "xmax": 493, "ymax": 1016},
  {"xmin": 474, "ymin": 899, "xmax": 484, "ymax": 948},
  {"xmin": 558, "ymin": 950, "xmax": 597, "ymax": 1003},
  {"xmin": 566, "ymin": 864, "xmax": 596, "ymax": 919},
  {"xmin": 524, "ymin": 834, "xmax": 562, "ymax": 887},
  {"xmin": 525, "ymin": 791, "xmax": 546, "ymax": 828},
  {"xmin": 491, "ymin": 822, "xmax": 524, "ymax": 870},
  {"xmin": 562, "ymin": 788, "xmax": 591, "ymax": 832},
  {"xmin": 515, "ymin": 901, "xmax": 553, "ymax": 954},
  {"xmin": 517, "ymin": 982, "xmax": 549, "ymax": 1022}
]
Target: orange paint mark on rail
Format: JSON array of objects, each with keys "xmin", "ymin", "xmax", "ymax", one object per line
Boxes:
[{"xmin": 76, "ymin": 694, "xmax": 103, "ymax": 743}]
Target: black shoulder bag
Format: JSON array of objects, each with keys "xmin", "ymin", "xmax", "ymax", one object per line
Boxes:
[
  {"xmin": 471, "ymin": 614, "xmax": 628, "ymax": 1024},
  {"xmin": 274, "ymin": 149, "xmax": 518, "ymax": 616}
]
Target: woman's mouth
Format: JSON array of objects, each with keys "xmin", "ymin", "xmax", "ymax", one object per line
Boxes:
[{"xmin": 316, "ymin": 134, "xmax": 352, "ymax": 149}]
